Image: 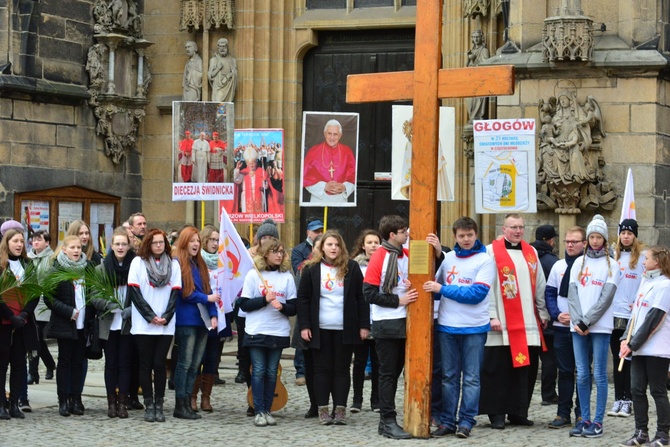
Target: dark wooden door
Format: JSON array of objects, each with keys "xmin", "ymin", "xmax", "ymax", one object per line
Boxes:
[{"xmin": 302, "ymin": 29, "xmax": 415, "ymax": 248}]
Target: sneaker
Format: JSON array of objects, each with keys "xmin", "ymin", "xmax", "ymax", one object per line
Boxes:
[
  {"xmin": 456, "ymin": 426, "xmax": 471, "ymax": 438},
  {"xmin": 583, "ymin": 421, "xmax": 604, "ymax": 438},
  {"xmin": 608, "ymin": 400, "xmax": 623, "ymax": 416},
  {"xmin": 254, "ymin": 413, "xmax": 267, "ymax": 427},
  {"xmin": 431, "ymin": 425, "xmax": 456, "ymax": 437},
  {"xmin": 430, "ymin": 416, "xmax": 440, "ymax": 427},
  {"xmin": 620, "ymin": 429, "xmax": 649, "ymax": 446},
  {"xmin": 318, "ymin": 406, "xmax": 333, "ymax": 425},
  {"xmin": 18, "ymin": 399, "xmax": 31, "ymax": 413},
  {"xmin": 295, "ymin": 377, "xmax": 306, "ymax": 386},
  {"xmin": 350, "ymin": 401, "xmax": 362, "ymax": 413},
  {"xmin": 619, "ymin": 400, "xmax": 633, "ymax": 417},
  {"xmin": 264, "ymin": 412, "xmax": 276, "ymax": 426},
  {"xmin": 569, "ymin": 418, "xmax": 587, "ymax": 437},
  {"xmin": 650, "ymin": 431, "xmax": 670, "ymax": 446},
  {"xmin": 548, "ymin": 415, "xmax": 571, "ymax": 429}
]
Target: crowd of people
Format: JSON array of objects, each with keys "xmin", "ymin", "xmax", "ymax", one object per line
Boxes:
[{"xmin": 1, "ymin": 211, "xmax": 670, "ymax": 447}]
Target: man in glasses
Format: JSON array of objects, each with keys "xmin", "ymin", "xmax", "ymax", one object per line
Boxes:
[
  {"xmin": 545, "ymin": 226, "xmax": 586, "ymax": 430},
  {"xmin": 479, "ymin": 213, "xmax": 550, "ymax": 429}
]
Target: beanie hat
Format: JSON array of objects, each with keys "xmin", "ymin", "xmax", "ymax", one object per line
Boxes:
[
  {"xmin": 0, "ymin": 219, "xmax": 24, "ymax": 237},
  {"xmin": 618, "ymin": 218, "xmax": 638, "ymax": 238},
  {"xmin": 256, "ymin": 218, "xmax": 279, "ymax": 242},
  {"xmin": 586, "ymin": 214, "xmax": 608, "ymax": 241},
  {"xmin": 535, "ymin": 225, "xmax": 557, "ymax": 241}
]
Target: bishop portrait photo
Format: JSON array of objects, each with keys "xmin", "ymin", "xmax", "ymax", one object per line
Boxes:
[{"xmin": 300, "ymin": 111, "xmax": 359, "ymax": 207}]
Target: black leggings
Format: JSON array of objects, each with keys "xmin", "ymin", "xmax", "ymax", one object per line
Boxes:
[
  {"xmin": 311, "ymin": 329, "xmax": 353, "ymax": 407},
  {"xmin": 134, "ymin": 335, "xmax": 172, "ymax": 399}
]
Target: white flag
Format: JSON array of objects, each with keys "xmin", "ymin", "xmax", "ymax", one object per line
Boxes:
[
  {"xmin": 214, "ymin": 206, "xmax": 254, "ymax": 332},
  {"xmin": 620, "ymin": 168, "xmax": 636, "ymax": 222}
]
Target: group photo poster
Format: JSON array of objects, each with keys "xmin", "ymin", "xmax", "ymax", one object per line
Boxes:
[
  {"xmin": 391, "ymin": 105, "xmax": 455, "ymax": 202},
  {"xmin": 299, "ymin": 111, "xmax": 359, "ymax": 207},
  {"xmin": 172, "ymin": 101, "xmax": 235, "ymax": 201},
  {"xmin": 474, "ymin": 118, "xmax": 537, "ymax": 214},
  {"xmin": 219, "ymin": 128, "xmax": 285, "ymax": 223}
]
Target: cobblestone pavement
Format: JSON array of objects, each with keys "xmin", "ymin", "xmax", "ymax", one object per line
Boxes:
[{"xmin": 1, "ymin": 342, "xmax": 657, "ymax": 447}]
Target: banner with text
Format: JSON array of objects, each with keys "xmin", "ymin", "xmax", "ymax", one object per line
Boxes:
[
  {"xmin": 172, "ymin": 101, "xmax": 235, "ymax": 201},
  {"xmin": 474, "ymin": 119, "xmax": 537, "ymax": 214}
]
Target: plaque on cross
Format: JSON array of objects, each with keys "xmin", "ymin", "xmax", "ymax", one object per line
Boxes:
[{"xmin": 346, "ymin": 1, "xmax": 514, "ymax": 438}]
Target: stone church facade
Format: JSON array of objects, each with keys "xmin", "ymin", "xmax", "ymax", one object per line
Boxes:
[{"xmin": 0, "ymin": 0, "xmax": 669, "ymax": 249}]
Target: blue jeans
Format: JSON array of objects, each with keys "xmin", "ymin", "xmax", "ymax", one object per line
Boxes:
[
  {"xmin": 554, "ymin": 329, "xmax": 582, "ymax": 420},
  {"xmin": 174, "ymin": 326, "xmax": 209, "ymax": 399},
  {"xmin": 294, "ymin": 348, "xmax": 305, "ymax": 378},
  {"xmin": 439, "ymin": 331, "xmax": 487, "ymax": 430},
  {"xmin": 249, "ymin": 346, "xmax": 282, "ymax": 414},
  {"xmin": 573, "ymin": 332, "xmax": 609, "ymax": 424},
  {"xmin": 431, "ymin": 325, "xmax": 442, "ymax": 420}
]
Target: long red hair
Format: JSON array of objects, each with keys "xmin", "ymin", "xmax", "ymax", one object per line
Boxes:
[{"xmin": 172, "ymin": 226, "xmax": 211, "ymax": 297}]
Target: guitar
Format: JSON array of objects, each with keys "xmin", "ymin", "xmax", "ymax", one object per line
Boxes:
[{"xmin": 246, "ymin": 363, "xmax": 289, "ymax": 412}]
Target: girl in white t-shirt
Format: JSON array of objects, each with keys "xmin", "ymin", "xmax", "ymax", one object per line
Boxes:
[
  {"xmin": 568, "ymin": 214, "xmax": 620, "ymax": 438},
  {"xmin": 619, "ymin": 246, "xmax": 670, "ymax": 447}
]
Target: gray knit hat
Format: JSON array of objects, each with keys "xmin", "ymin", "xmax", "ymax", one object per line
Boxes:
[
  {"xmin": 256, "ymin": 218, "xmax": 279, "ymax": 242},
  {"xmin": 586, "ymin": 214, "xmax": 608, "ymax": 241}
]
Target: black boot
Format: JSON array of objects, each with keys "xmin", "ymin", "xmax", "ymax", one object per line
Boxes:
[
  {"xmin": 27, "ymin": 372, "xmax": 38, "ymax": 385},
  {"xmin": 380, "ymin": 417, "xmax": 412, "ymax": 439},
  {"xmin": 45, "ymin": 368, "xmax": 54, "ymax": 380},
  {"xmin": 154, "ymin": 397, "xmax": 165, "ymax": 423},
  {"xmin": 173, "ymin": 397, "xmax": 198, "ymax": 420},
  {"xmin": 143, "ymin": 397, "xmax": 155, "ymax": 422},
  {"xmin": 107, "ymin": 394, "xmax": 118, "ymax": 418},
  {"xmin": 58, "ymin": 398, "xmax": 70, "ymax": 417},
  {"xmin": 0, "ymin": 398, "xmax": 9, "ymax": 420},
  {"xmin": 129, "ymin": 394, "xmax": 144, "ymax": 410},
  {"xmin": 8, "ymin": 400, "xmax": 24, "ymax": 419},
  {"xmin": 69, "ymin": 396, "xmax": 84, "ymax": 415}
]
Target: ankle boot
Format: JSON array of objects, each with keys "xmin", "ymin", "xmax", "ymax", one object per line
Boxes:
[
  {"xmin": 381, "ymin": 417, "xmax": 412, "ymax": 439},
  {"xmin": 318, "ymin": 406, "xmax": 333, "ymax": 425},
  {"xmin": 107, "ymin": 393, "xmax": 118, "ymax": 418},
  {"xmin": 154, "ymin": 397, "xmax": 165, "ymax": 422},
  {"xmin": 334, "ymin": 405, "xmax": 347, "ymax": 425},
  {"xmin": 173, "ymin": 397, "xmax": 198, "ymax": 420},
  {"xmin": 58, "ymin": 398, "xmax": 70, "ymax": 417},
  {"xmin": 191, "ymin": 375, "xmax": 202, "ymax": 412},
  {"xmin": 117, "ymin": 393, "xmax": 129, "ymax": 419},
  {"xmin": 200, "ymin": 374, "xmax": 214, "ymax": 412},
  {"xmin": 45, "ymin": 367, "xmax": 54, "ymax": 380},
  {"xmin": 0, "ymin": 398, "xmax": 8, "ymax": 420},
  {"xmin": 8, "ymin": 400, "xmax": 24, "ymax": 419},
  {"xmin": 69, "ymin": 396, "xmax": 84, "ymax": 415},
  {"xmin": 143, "ymin": 397, "xmax": 155, "ymax": 422}
]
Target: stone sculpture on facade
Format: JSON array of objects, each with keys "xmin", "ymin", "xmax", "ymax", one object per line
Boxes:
[
  {"xmin": 87, "ymin": 0, "xmax": 152, "ymax": 164},
  {"xmin": 180, "ymin": 0, "xmax": 235, "ymax": 31},
  {"xmin": 537, "ymin": 91, "xmax": 615, "ymax": 214},
  {"xmin": 466, "ymin": 30, "xmax": 490, "ymax": 123},
  {"xmin": 542, "ymin": 0, "xmax": 594, "ymax": 62},
  {"xmin": 183, "ymin": 41, "xmax": 203, "ymax": 101},
  {"xmin": 208, "ymin": 38, "xmax": 237, "ymax": 102},
  {"xmin": 463, "ymin": 0, "xmax": 490, "ymax": 18}
]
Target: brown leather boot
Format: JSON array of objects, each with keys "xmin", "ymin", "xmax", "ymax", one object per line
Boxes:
[
  {"xmin": 190, "ymin": 374, "xmax": 202, "ymax": 412},
  {"xmin": 107, "ymin": 393, "xmax": 118, "ymax": 418},
  {"xmin": 117, "ymin": 393, "xmax": 129, "ymax": 419},
  {"xmin": 200, "ymin": 374, "xmax": 214, "ymax": 412}
]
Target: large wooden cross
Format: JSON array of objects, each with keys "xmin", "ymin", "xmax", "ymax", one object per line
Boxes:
[{"xmin": 346, "ymin": 2, "xmax": 514, "ymax": 439}]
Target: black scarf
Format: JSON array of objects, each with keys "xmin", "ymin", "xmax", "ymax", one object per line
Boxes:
[
  {"xmin": 381, "ymin": 240, "xmax": 403, "ymax": 295},
  {"xmin": 558, "ymin": 252, "xmax": 580, "ymax": 297},
  {"xmin": 103, "ymin": 250, "xmax": 135, "ymax": 286}
]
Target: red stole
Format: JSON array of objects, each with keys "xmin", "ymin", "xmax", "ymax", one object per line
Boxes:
[{"xmin": 492, "ymin": 239, "xmax": 545, "ymax": 368}]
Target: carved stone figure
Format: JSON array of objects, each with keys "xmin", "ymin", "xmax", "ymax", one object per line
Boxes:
[
  {"xmin": 463, "ymin": 0, "xmax": 490, "ymax": 18},
  {"xmin": 86, "ymin": 44, "xmax": 105, "ymax": 90},
  {"xmin": 465, "ymin": 30, "xmax": 490, "ymax": 123},
  {"xmin": 183, "ymin": 41, "xmax": 203, "ymax": 101},
  {"xmin": 208, "ymin": 38, "xmax": 237, "ymax": 102},
  {"xmin": 537, "ymin": 92, "xmax": 613, "ymax": 214}
]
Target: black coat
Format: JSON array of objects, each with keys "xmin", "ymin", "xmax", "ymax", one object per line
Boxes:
[
  {"xmin": 0, "ymin": 260, "xmax": 40, "ymax": 351},
  {"xmin": 46, "ymin": 264, "xmax": 93, "ymax": 340},
  {"xmin": 297, "ymin": 259, "xmax": 370, "ymax": 349},
  {"xmin": 530, "ymin": 240, "xmax": 559, "ymax": 280}
]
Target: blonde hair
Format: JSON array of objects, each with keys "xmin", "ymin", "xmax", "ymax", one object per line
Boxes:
[
  {"xmin": 253, "ymin": 237, "xmax": 291, "ymax": 273},
  {"xmin": 614, "ymin": 235, "xmax": 644, "ymax": 270},
  {"xmin": 646, "ymin": 245, "xmax": 670, "ymax": 277},
  {"xmin": 65, "ymin": 220, "xmax": 95, "ymax": 260}
]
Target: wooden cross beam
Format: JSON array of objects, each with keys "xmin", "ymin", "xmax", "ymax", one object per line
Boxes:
[{"xmin": 346, "ymin": 1, "xmax": 514, "ymax": 439}]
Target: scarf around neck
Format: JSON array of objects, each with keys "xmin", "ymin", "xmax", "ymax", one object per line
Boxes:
[
  {"xmin": 453, "ymin": 240, "xmax": 486, "ymax": 258},
  {"xmin": 558, "ymin": 252, "xmax": 580, "ymax": 297},
  {"xmin": 104, "ymin": 250, "xmax": 135, "ymax": 286},
  {"xmin": 201, "ymin": 249, "xmax": 218, "ymax": 270},
  {"xmin": 144, "ymin": 252, "xmax": 172, "ymax": 288},
  {"xmin": 381, "ymin": 240, "xmax": 402, "ymax": 295},
  {"xmin": 56, "ymin": 250, "xmax": 88, "ymax": 271}
]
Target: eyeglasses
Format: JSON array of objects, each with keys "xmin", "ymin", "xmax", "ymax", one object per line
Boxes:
[
  {"xmin": 151, "ymin": 241, "xmax": 166, "ymax": 246},
  {"xmin": 112, "ymin": 243, "xmax": 129, "ymax": 247},
  {"xmin": 505, "ymin": 226, "xmax": 525, "ymax": 231},
  {"xmin": 563, "ymin": 240, "xmax": 584, "ymax": 245},
  {"xmin": 270, "ymin": 249, "xmax": 285, "ymax": 255}
]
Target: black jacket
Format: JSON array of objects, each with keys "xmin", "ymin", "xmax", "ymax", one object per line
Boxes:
[
  {"xmin": 46, "ymin": 265, "xmax": 94, "ymax": 340},
  {"xmin": 0, "ymin": 260, "xmax": 40, "ymax": 350},
  {"xmin": 530, "ymin": 240, "xmax": 559, "ymax": 280},
  {"xmin": 297, "ymin": 259, "xmax": 370, "ymax": 349}
]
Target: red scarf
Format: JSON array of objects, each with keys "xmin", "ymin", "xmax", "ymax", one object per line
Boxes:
[{"xmin": 492, "ymin": 239, "xmax": 545, "ymax": 368}]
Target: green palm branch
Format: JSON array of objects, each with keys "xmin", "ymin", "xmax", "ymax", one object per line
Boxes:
[
  {"xmin": 0, "ymin": 264, "xmax": 50, "ymax": 307},
  {"xmin": 42, "ymin": 266, "xmax": 123, "ymax": 313}
]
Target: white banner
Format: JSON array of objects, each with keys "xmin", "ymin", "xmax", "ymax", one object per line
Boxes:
[{"xmin": 172, "ymin": 182, "xmax": 234, "ymax": 201}]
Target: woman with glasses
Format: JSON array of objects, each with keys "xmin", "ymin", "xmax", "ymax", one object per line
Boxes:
[
  {"xmin": 298, "ymin": 230, "xmax": 370, "ymax": 425},
  {"xmin": 128, "ymin": 229, "xmax": 181, "ymax": 422},
  {"xmin": 240, "ymin": 237, "xmax": 297, "ymax": 427},
  {"xmin": 90, "ymin": 227, "xmax": 135, "ymax": 419},
  {"xmin": 172, "ymin": 226, "xmax": 219, "ymax": 420}
]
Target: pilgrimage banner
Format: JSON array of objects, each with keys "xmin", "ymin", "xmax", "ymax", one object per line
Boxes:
[
  {"xmin": 474, "ymin": 119, "xmax": 537, "ymax": 214},
  {"xmin": 391, "ymin": 105, "xmax": 455, "ymax": 201},
  {"xmin": 172, "ymin": 101, "xmax": 235, "ymax": 201},
  {"xmin": 300, "ymin": 112, "xmax": 359, "ymax": 207},
  {"xmin": 219, "ymin": 128, "xmax": 285, "ymax": 223}
]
